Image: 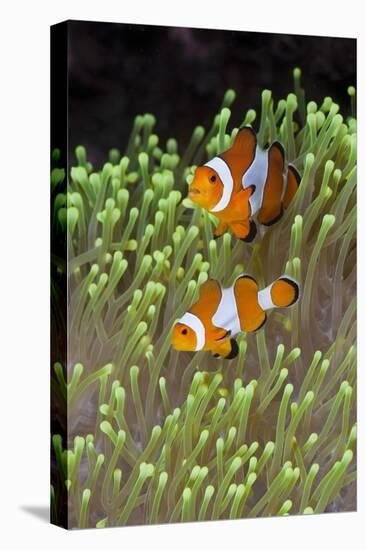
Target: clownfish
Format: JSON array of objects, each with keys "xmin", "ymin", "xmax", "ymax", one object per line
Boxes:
[
  {"xmin": 172, "ymin": 275, "xmax": 300, "ymax": 359},
  {"xmin": 188, "ymin": 126, "xmax": 300, "ymax": 241}
]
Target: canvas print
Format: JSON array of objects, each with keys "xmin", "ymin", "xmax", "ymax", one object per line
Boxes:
[{"xmin": 51, "ymin": 21, "xmax": 357, "ymax": 529}]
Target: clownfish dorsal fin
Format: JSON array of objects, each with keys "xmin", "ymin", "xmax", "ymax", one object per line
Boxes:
[
  {"xmin": 198, "ymin": 279, "xmax": 221, "ymax": 301},
  {"xmin": 220, "ymin": 126, "xmax": 257, "ymax": 182},
  {"xmin": 227, "ymin": 126, "xmax": 257, "ymax": 158},
  {"xmin": 190, "ymin": 279, "xmax": 222, "ymax": 321},
  {"xmin": 240, "ymin": 185, "xmax": 255, "ymax": 199},
  {"xmin": 232, "ymin": 126, "xmax": 257, "ymax": 151},
  {"xmin": 233, "ymin": 275, "xmax": 267, "ymax": 333}
]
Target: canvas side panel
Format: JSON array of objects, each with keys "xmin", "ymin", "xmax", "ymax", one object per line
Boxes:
[{"xmin": 50, "ymin": 20, "xmax": 68, "ymax": 529}]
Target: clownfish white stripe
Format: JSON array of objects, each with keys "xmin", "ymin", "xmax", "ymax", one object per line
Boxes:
[
  {"xmin": 242, "ymin": 146, "xmax": 269, "ymax": 215},
  {"xmin": 179, "ymin": 312, "xmax": 205, "ymax": 351},
  {"xmin": 258, "ymin": 283, "xmax": 275, "ymax": 310},
  {"xmin": 204, "ymin": 156, "xmax": 234, "ymax": 212},
  {"xmin": 212, "ymin": 283, "xmax": 241, "ymax": 336}
]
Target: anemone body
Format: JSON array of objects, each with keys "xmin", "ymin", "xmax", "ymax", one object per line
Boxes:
[{"xmin": 51, "ymin": 70, "xmax": 356, "ymax": 528}]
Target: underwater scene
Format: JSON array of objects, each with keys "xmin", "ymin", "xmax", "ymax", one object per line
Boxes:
[{"xmin": 51, "ymin": 22, "xmax": 356, "ymax": 528}]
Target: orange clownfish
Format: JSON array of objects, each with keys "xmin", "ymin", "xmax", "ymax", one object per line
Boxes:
[
  {"xmin": 172, "ymin": 275, "xmax": 300, "ymax": 359},
  {"xmin": 188, "ymin": 126, "xmax": 300, "ymax": 241}
]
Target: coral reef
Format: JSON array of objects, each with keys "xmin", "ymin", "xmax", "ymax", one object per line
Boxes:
[{"xmin": 51, "ymin": 70, "xmax": 356, "ymax": 528}]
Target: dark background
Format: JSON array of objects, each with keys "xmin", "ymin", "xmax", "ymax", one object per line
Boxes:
[{"xmin": 68, "ymin": 20, "xmax": 356, "ymax": 168}]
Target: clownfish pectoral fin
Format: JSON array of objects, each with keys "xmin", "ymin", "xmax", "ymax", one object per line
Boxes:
[
  {"xmin": 208, "ymin": 325, "xmax": 231, "ymax": 343},
  {"xmin": 247, "ymin": 184, "xmax": 256, "ymax": 197},
  {"xmin": 238, "ymin": 184, "xmax": 256, "ymax": 201},
  {"xmin": 214, "ymin": 329, "xmax": 231, "ymax": 341},
  {"xmin": 257, "ymin": 141, "xmax": 285, "ymax": 226},
  {"xmin": 283, "ymin": 164, "xmax": 301, "ymax": 209},
  {"xmin": 211, "ymin": 338, "xmax": 239, "ymax": 359},
  {"xmin": 233, "ymin": 185, "xmax": 255, "ymax": 213}
]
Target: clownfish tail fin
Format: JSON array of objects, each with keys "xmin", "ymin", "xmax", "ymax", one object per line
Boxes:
[{"xmin": 258, "ymin": 276, "xmax": 300, "ymax": 311}]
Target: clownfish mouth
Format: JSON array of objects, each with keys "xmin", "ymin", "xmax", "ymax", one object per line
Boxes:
[{"xmin": 189, "ymin": 187, "xmax": 201, "ymax": 196}]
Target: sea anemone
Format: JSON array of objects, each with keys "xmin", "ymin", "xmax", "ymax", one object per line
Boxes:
[{"xmin": 51, "ymin": 69, "xmax": 356, "ymax": 528}]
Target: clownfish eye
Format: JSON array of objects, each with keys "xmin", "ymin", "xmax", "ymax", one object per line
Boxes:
[
  {"xmin": 181, "ymin": 328, "xmax": 188, "ymax": 335},
  {"xmin": 210, "ymin": 175, "xmax": 216, "ymax": 183}
]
